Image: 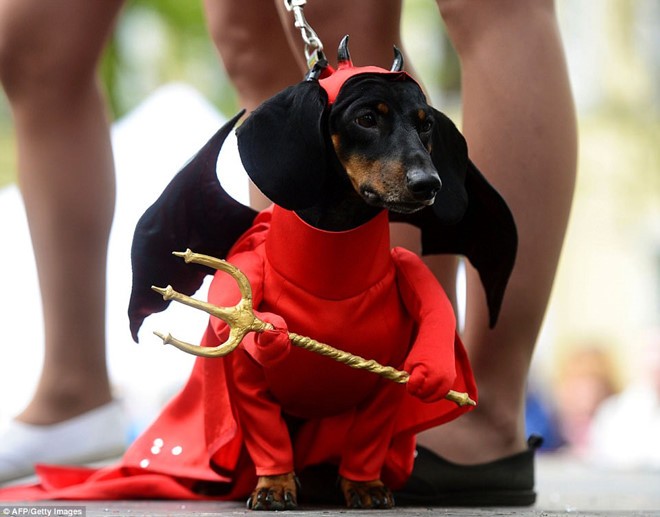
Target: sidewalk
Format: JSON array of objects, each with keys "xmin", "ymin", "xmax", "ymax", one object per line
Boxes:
[
  {"xmin": 3, "ymin": 453, "xmax": 658, "ymax": 516},
  {"xmin": 536, "ymin": 453, "xmax": 660, "ymax": 512}
]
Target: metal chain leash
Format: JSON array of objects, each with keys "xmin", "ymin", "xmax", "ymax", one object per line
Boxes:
[{"xmin": 284, "ymin": 0, "xmax": 326, "ymax": 69}]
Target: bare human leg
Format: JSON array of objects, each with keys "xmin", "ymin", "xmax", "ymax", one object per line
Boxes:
[
  {"xmin": 0, "ymin": 0, "xmax": 124, "ymax": 425},
  {"xmin": 204, "ymin": 0, "xmax": 303, "ymax": 114},
  {"xmin": 417, "ymin": 0, "xmax": 577, "ymax": 464}
]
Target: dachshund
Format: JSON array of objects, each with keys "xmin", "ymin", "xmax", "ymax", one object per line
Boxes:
[{"xmin": 127, "ymin": 36, "xmax": 517, "ymax": 510}]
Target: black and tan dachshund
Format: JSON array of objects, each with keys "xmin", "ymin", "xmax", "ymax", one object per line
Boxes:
[{"xmin": 128, "ymin": 36, "xmax": 517, "ymax": 510}]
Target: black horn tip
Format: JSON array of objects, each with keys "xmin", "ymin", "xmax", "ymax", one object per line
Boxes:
[
  {"xmin": 391, "ymin": 45, "xmax": 404, "ymax": 72},
  {"xmin": 337, "ymin": 34, "xmax": 353, "ymax": 67}
]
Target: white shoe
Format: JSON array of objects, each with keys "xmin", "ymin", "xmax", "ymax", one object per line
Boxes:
[{"xmin": 0, "ymin": 400, "xmax": 127, "ymax": 484}]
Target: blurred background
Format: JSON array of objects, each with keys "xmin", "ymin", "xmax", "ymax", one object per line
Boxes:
[{"xmin": 0, "ymin": 0, "xmax": 659, "ymax": 470}]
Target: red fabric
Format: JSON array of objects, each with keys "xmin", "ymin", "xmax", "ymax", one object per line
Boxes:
[
  {"xmin": 0, "ymin": 205, "xmax": 476, "ymax": 500},
  {"xmin": 319, "ymin": 62, "xmax": 415, "ymax": 104},
  {"xmin": 245, "ymin": 312, "xmax": 292, "ymax": 367}
]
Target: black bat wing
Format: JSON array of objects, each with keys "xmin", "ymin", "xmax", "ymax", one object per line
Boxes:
[
  {"xmin": 128, "ymin": 111, "xmax": 258, "ymax": 341},
  {"xmin": 391, "ymin": 161, "xmax": 517, "ymax": 328}
]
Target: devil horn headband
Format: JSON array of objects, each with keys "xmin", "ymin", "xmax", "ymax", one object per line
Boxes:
[{"xmin": 307, "ymin": 35, "xmax": 414, "ymax": 104}]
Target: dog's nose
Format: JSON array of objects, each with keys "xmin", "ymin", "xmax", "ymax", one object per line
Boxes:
[{"xmin": 406, "ymin": 169, "xmax": 442, "ymax": 201}]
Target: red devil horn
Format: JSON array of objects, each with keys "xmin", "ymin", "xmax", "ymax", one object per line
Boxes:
[
  {"xmin": 337, "ymin": 34, "xmax": 353, "ymax": 69},
  {"xmin": 391, "ymin": 46, "xmax": 404, "ymax": 72}
]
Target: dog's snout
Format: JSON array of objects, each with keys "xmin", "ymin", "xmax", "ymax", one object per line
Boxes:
[{"xmin": 406, "ymin": 169, "xmax": 442, "ymax": 201}]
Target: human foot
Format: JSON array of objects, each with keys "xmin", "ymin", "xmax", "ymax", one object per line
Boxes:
[
  {"xmin": 0, "ymin": 400, "xmax": 126, "ymax": 484},
  {"xmin": 416, "ymin": 402, "xmax": 528, "ymax": 465},
  {"xmin": 394, "ymin": 435, "xmax": 543, "ymax": 507}
]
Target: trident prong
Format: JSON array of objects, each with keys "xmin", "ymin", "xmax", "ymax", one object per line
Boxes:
[
  {"xmin": 172, "ymin": 249, "xmax": 254, "ymax": 299},
  {"xmin": 151, "ymin": 250, "xmax": 271, "ymax": 358},
  {"xmin": 152, "ymin": 249, "xmax": 476, "ymax": 407}
]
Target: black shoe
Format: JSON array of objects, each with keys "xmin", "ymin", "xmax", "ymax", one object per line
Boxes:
[{"xmin": 394, "ymin": 435, "xmax": 543, "ymax": 507}]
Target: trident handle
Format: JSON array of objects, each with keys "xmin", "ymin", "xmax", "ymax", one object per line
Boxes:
[{"xmin": 152, "ymin": 249, "xmax": 475, "ymax": 408}]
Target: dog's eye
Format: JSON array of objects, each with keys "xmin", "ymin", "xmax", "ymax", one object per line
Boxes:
[
  {"xmin": 419, "ymin": 119, "xmax": 433, "ymax": 133},
  {"xmin": 356, "ymin": 113, "xmax": 377, "ymax": 128}
]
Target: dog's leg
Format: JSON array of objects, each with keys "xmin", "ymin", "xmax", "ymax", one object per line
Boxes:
[
  {"xmin": 248, "ymin": 472, "xmax": 298, "ymax": 511},
  {"xmin": 227, "ymin": 349, "xmax": 297, "ymax": 510},
  {"xmin": 339, "ymin": 477, "xmax": 394, "ymax": 509},
  {"xmin": 337, "ymin": 381, "xmax": 405, "ymax": 509}
]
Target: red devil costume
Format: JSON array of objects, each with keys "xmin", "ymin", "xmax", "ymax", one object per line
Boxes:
[{"xmin": 0, "ymin": 46, "xmax": 516, "ymax": 502}]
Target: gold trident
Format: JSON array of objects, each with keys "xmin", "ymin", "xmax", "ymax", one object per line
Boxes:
[{"xmin": 152, "ymin": 249, "xmax": 475, "ymax": 408}]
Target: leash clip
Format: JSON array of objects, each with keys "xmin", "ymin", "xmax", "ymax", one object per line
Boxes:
[{"xmin": 284, "ymin": 0, "xmax": 326, "ymax": 69}]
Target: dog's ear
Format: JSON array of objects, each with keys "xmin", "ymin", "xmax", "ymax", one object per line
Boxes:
[
  {"xmin": 236, "ymin": 81, "xmax": 328, "ymax": 210},
  {"xmin": 128, "ymin": 111, "xmax": 258, "ymax": 341},
  {"xmin": 391, "ymin": 110, "xmax": 518, "ymax": 327}
]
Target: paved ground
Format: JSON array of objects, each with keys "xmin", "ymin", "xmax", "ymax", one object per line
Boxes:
[
  {"xmin": 535, "ymin": 453, "xmax": 659, "ymax": 513},
  {"xmin": 2, "ymin": 453, "xmax": 659, "ymax": 516}
]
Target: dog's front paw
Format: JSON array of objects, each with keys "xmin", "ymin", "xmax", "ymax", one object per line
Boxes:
[
  {"xmin": 406, "ymin": 362, "xmax": 454, "ymax": 403},
  {"xmin": 247, "ymin": 472, "xmax": 298, "ymax": 511},
  {"xmin": 339, "ymin": 476, "xmax": 394, "ymax": 509}
]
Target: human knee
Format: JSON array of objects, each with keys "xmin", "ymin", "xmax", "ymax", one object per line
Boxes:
[
  {"xmin": 436, "ymin": 0, "xmax": 556, "ymax": 53},
  {"xmin": 211, "ymin": 25, "xmax": 265, "ymax": 88},
  {"xmin": 208, "ymin": 17, "xmax": 302, "ymax": 110},
  {"xmin": 0, "ymin": 25, "xmax": 97, "ymax": 103},
  {"xmin": 0, "ymin": 23, "xmax": 27, "ymax": 97}
]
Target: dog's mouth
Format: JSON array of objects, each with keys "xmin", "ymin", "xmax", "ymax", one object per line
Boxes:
[
  {"xmin": 361, "ymin": 187, "xmax": 430, "ymax": 214},
  {"xmin": 386, "ymin": 202, "xmax": 428, "ymax": 214}
]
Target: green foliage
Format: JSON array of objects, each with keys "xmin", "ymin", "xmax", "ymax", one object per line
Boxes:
[
  {"xmin": 0, "ymin": 125, "xmax": 16, "ymax": 188},
  {"xmin": 133, "ymin": 0, "xmax": 206, "ymax": 28},
  {"xmin": 100, "ymin": 1, "xmax": 238, "ymax": 119},
  {"xmin": 100, "ymin": 36, "xmax": 122, "ymax": 117}
]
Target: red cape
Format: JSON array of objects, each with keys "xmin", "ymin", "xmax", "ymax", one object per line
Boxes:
[{"xmin": 1, "ymin": 206, "xmax": 475, "ymax": 501}]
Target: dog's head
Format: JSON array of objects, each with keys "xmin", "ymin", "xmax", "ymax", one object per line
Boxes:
[
  {"xmin": 237, "ymin": 37, "xmax": 475, "ymax": 228},
  {"xmin": 326, "ymin": 73, "xmax": 442, "ymax": 215}
]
